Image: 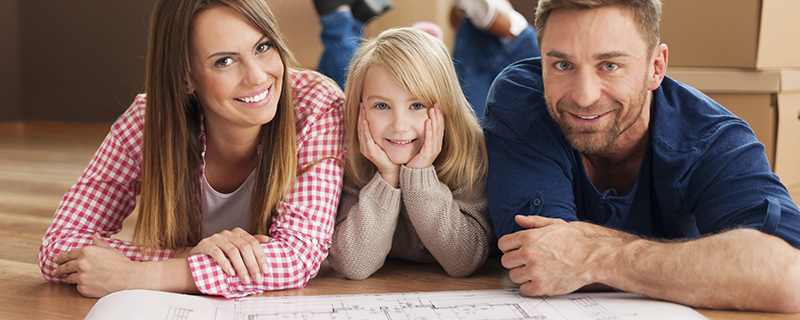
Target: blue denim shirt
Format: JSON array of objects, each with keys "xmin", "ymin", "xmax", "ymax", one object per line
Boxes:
[{"xmin": 485, "ymin": 57, "xmax": 800, "ymax": 249}]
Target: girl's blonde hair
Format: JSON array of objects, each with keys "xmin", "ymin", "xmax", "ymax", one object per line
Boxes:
[
  {"xmin": 136, "ymin": 0, "xmax": 298, "ymax": 254},
  {"xmin": 343, "ymin": 27, "xmax": 487, "ymax": 192}
]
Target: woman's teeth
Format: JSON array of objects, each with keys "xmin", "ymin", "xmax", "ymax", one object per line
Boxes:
[
  {"xmin": 238, "ymin": 90, "xmax": 268, "ymax": 103},
  {"xmin": 389, "ymin": 139, "xmax": 414, "ymax": 144}
]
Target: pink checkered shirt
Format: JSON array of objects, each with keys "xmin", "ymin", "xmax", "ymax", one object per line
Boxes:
[{"xmin": 38, "ymin": 70, "xmax": 344, "ymax": 298}]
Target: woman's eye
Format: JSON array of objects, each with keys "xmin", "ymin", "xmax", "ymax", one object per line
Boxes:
[
  {"xmin": 602, "ymin": 62, "xmax": 619, "ymax": 71},
  {"xmin": 555, "ymin": 61, "xmax": 571, "ymax": 70},
  {"xmin": 410, "ymin": 103, "xmax": 425, "ymax": 110},
  {"xmin": 375, "ymin": 103, "xmax": 389, "ymax": 110},
  {"xmin": 214, "ymin": 57, "xmax": 234, "ymax": 67},
  {"xmin": 256, "ymin": 41, "xmax": 273, "ymax": 53}
]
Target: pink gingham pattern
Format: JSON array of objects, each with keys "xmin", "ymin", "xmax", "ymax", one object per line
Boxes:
[{"xmin": 38, "ymin": 70, "xmax": 344, "ymax": 298}]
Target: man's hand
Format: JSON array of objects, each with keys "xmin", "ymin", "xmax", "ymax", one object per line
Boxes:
[{"xmin": 498, "ymin": 215, "xmax": 607, "ymax": 296}]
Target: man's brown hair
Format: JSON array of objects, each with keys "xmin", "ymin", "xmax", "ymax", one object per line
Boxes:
[{"xmin": 535, "ymin": 0, "xmax": 663, "ymax": 54}]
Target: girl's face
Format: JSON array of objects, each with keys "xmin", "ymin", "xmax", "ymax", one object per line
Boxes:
[
  {"xmin": 187, "ymin": 5, "xmax": 283, "ymax": 134},
  {"xmin": 361, "ymin": 66, "xmax": 430, "ymax": 165}
]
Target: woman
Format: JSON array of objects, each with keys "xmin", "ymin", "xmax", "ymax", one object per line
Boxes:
[{"xmin": 38, "ymin": 0, "xmax": 344, "ymax": 298}]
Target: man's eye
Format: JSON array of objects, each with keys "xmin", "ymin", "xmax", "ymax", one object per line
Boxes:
[
  {"xmin": 256, "ymin": 41, "xmax": 273, "ymax": 53},
  {"xmin": 555, "ymin": 61, "xmax": 571, "ymax": 70},
  {"xmin": 375, "ymin": 103, "xmax": 389, "ymax": 110},
  {"xmin": 410, "ymin": 103, "xmax": 425, "ymax": 110},
  {"xmin": 603, "ymin": 62, "xmax": 619, "ymax": 71},
  {"xmin": 214, "ymin": 57, "xmax": 234, "ymax": 67}
]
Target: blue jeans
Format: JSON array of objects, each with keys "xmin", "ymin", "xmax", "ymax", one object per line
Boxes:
[
  {"xmin": 317, "ymin": 10, "xmax": 364, "ymax": 90},
  {"xmin": 452, "ymin": 19, "xmax": 540, "ymax": 120}
]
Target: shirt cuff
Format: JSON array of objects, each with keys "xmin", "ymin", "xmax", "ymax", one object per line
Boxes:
[
  {"xmin": 399, "ymin": 165, "xmax": 439, "ymax": 190},
  {"xmin": 363, "ymin": 171, "xmax": 402, "ymax": 207}
]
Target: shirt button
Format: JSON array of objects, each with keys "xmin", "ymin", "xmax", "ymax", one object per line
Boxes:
[{"xmin": 533, "ymin": 198, "xmax": 541, "ymax": 206}]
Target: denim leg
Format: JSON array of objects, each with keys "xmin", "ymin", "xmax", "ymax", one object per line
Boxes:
[
  {"xmin": 318, "ymin": 10, "xmax": 364, "ymax": 90},
  {"xmin": 452, "ymin": 20, "xmax": 539, "ymax": 120}
]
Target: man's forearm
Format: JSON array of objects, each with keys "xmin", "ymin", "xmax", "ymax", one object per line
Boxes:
[{"xmin": 592, "ymin": 227, "xmax": 800, "ymax": 313}]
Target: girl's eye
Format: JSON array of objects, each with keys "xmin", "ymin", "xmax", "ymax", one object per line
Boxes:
[
  {"xmin": 256, "ymin": 41, "xmax": 273, "ymax": 53},
  {"xmin": 410, "ymin": 103, "xmax": 425, "ymax": 110},
  {"xmin": 375, "ymin": 103, "xmax": 389, "ymax": 110},
  {"xmin": 602, "ymin": 62, "xmax": 619, "ymax": 71},
  {"xmin": 555, "ymin": 61, "xmax": 571, "ymax": 71},
  {"xmin": 214, "ymin": 57, "xmax": 235, "ymax": 67}
]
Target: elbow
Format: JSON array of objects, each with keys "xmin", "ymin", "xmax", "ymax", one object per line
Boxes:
[
  {"xmin": 327, "ymin": 250, "xmax": 381, "ymax": 280},
  {"xmin": 442, "ymin": 260, "xmax": 483, "ymax": 278},
  {"xmin": 764, "ymin": 285, "xmax": 800, "ymax": 314},
  {"xmin": 37, "ymin": 243, "xmax": 65, "ymax": 284},
  {"xmin": 330, "ymin": 261, "xmax": 378, "ymax": 280},
  {"xmin": 760, "ymin": 249, "xmax": 800, "ymax": 313},
  {"xmin": 441, "ymin": 251, "xmax": 488, "ymax": 278},
  {"xmin": 770, "ymin": 266, "xmax": 800, "ymax": 313}
]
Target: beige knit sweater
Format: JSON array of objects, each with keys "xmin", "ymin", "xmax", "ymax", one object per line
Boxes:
[{"xmin": 328, "ymin": 165, "xmax": 495, "ymax": 280}]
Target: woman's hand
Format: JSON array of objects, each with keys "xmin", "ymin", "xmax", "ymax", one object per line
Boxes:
[
  {"xmin": 52, "ymin": 233, "xmax": 138, "ymax": 297},
  {"xmin": 407, "ymin": 103, "xmax": 444, "ymax": 169},
  {"xmin": 358, "ymin": 104, "xmax": 401, "ymax": 187},
  {"xmin": 188, "ymin": 227, "xmax": 271, "ymax": 284}
]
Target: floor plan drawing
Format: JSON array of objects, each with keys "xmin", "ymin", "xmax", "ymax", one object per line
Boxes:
[{"xmin": 86, "ymin": 289, "xmax": 708, "ymax": 320}]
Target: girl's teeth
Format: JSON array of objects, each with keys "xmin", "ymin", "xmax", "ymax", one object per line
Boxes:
[
  {"xmin": 238, "ymin": 90, "xmax": 268, "ymax": 103},
  {"xmin": 390, "ymin": 139, "xmax": 413, "ymax": 144}
]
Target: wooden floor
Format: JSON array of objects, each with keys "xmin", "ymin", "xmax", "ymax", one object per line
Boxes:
[
  {"xmin": 2, "ymin": 122, "xmax": 800, "ymax": 320},
  {"xmin": 0, "ymin": 123, "xmax": 133, "ymax": 267},
  {"xmin": 1, "ymin": 121, "xmax": 798, "ymax": 268}
]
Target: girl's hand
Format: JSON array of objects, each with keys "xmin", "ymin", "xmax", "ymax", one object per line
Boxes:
[
  {"xmin": 358, "ymin": 104, "xmax": 400, "ymax": 187},
  {"xmin": 407, "ymin": 103, "xmax": 444, "ymax": 169},
  {"xmin": 52, "ymin": 233, "xmax": 137, "ymax": 297},
  {"xmin": 188, "ymin": 228, "xmax": 271, "ymax": 284}
]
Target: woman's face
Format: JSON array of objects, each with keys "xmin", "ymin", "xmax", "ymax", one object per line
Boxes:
[{"xmin": 187, "ymin": 5, "xmax": 284, "ymax": 134}]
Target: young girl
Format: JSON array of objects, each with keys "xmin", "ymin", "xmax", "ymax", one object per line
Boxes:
[
  {"xmin": 328, "ymin": 27, "xmax": 494, "ymax": 280},
  {"xmin": 39, "ymin": 0, "xmax": 344, "ymax": 298}
]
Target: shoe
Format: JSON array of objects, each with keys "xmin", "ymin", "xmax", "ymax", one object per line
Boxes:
[
  {"xmin": 313, "ymin": 0, "xmax": 356, "ymax": 17},
  {"xmin": 351, "ymin": 0, "xmax": 394, "ymax": 23}
]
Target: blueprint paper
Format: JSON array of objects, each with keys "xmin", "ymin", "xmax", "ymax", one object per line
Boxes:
[{"xmin": 85, "ymin": 289, "xmax": 708, "ymax": 320}]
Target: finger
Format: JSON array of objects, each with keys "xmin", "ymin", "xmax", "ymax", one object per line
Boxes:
[
  {"xmin": 519, "ymin": 281, "xmax": 549, "ymax": 297},
  {"xmin": 52, "ymin": 260, "xmax": 78, "ymax": 278},
  {"xmin": 65, "ymin": 271, "xmax": 79, "ymax": 285},
  {"xmin": 433, "ymin": 103, "xmax": 445, "ymax": 146},
  {"xmin": 515, "ymin": 215, "xmax": 565, "ymax": 229},
  {"xmin": 92, "ymin": 233, "xmax": 111, "ymax": 248},
  {"xmin": 497, "ymin": 230, "xmax": 527, "ymax": 253},
  {"xmin": 230, "ymin": 233, "xmax": 265, "ymax": 284},
  {"xmin": 251, "ymin": 235, "xmax": 270, "ymax": 277},
  {"xmin": 253, "ymin": 235, "xmax": 271, "ymax": 243},
  {"xmin": 216, "ymin": 237, "xmax": 250, "ymax": 284},
  {"xmin": 54, "ymin": 247, "xmax": 82, "ymax": 265},
  {"xmin": 507, "ymin": 265, "xmax": 532, "ymax": 284},
  {"xmin": 198, "ymin": 240, "xmax": 236, "ymax": 277}
]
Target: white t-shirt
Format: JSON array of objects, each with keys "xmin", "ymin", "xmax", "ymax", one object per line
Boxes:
[{"xmin": 200, "ymin": 169, "xmax": 256, "ymax": 239}]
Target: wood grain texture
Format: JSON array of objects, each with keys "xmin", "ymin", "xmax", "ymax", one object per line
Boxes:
[{"xmin": 0, "ymin": 122, "xmax": 796, "ymax": 320}]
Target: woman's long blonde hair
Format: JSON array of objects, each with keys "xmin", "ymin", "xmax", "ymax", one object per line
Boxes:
[
  {"xmin": 135, "ymin": 0, "xmax": 298, "ymax": 254},
  {"xmin": 343, "ymin": 27, "xmax": 487, "ymax": 192}
]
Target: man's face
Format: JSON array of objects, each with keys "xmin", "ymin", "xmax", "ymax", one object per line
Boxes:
[{"xmin": 540, "ymin": 6, "xmax": 657, "ymax": 154}]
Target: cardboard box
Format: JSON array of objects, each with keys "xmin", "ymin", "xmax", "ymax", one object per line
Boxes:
[
  {"xmin": 660, "ymin": 0, "xmax": 800, "ymax": 69},
  {"xmin": 667, "ymin": 67, "xmax": 800, "ymax": 189}
]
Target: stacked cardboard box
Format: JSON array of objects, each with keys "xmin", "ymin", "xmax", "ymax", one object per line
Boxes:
[{"xmin": 662, "ymin": 0, "xmax": 800, "ymax": 199}]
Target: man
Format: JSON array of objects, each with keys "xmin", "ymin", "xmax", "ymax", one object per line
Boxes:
[{"xmin": 484, "ymin": 0, "xmax": 800, "ymax": 313}]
